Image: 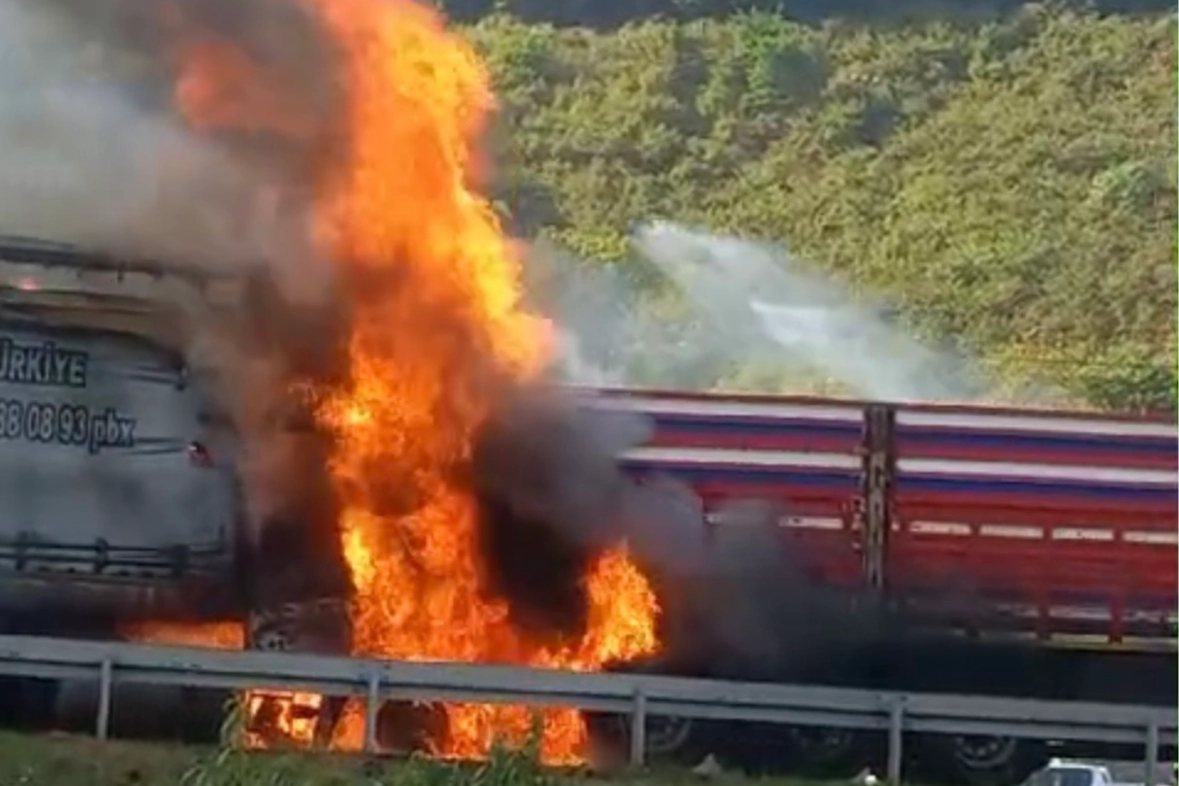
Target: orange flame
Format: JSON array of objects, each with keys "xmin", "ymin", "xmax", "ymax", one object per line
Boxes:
[
  {"xmin": 121, "ymin": 620, "xmax": 244, "ymax": 650},
  {"xmin": 159, "ymin": 0, "xmax": 659, "ymax": 763}
]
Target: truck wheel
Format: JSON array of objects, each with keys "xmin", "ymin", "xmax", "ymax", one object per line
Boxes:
[
  {"xmin": 0, "ymin": 677, "xmax": 56, "ymax": 730},
  {"xmin": 917, "ymin": 734, "xmax": 1045, "ymax": 786},
  {"xmin": 245, "ymin": 600, "xmax": 350, "ymax": 748},
  {"xmin": 375, "ymin": 700, "xmax": 448, "ymax": 754},
  {"xmin": 613, "ymin": 711, "xmax": 702, "ymax": 763},
  {"xmin": 624, "ymin": 714, "xmax": 697, "ymax": 757},
  {"xmin": 586, "ymin": 712, "xmax": 705, "ymax": 766},
  {"xmin": 783, "ymin": 726, "xmax": 863, "ymax": 778},
  {"xmin": 55, "ymin": 680, "xmax": 194, "ymax": 739}
]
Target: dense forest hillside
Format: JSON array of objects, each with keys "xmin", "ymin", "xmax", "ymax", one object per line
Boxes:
[
  {"xmin": 439, "ymin": 0, "xmax": 1173, "ymax": 27},
  {"xmin": 461, "ymin": 3, "xmax": 1176, "ymax": 411}
]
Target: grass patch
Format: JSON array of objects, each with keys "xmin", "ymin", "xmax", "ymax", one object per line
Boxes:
[
  {"xmin": 0, "ymin": 699, "xmax": 842, "ymax": 786},
  {"xmin": 0, "ymin": 730, "xmax": 835, "ymax": 786}
]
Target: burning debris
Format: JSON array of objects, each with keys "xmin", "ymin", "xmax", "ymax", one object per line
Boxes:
[{"xmin": 10, "ymin": 0, "xmax": 661, "ymax": 764}]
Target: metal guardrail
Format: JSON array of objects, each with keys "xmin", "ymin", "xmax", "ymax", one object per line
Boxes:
[{"xmin": 0, "ymin": 634, "xmax": 1172, "ymax": 784}]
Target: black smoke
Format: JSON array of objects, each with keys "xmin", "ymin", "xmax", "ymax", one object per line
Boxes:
[
  {"xmin": 467, "ymin": 380, "xmax": 886, "ymax": 677},
  {"xmin": 470, "ymin": 386, "xmax": 636, "ymax": 640}
]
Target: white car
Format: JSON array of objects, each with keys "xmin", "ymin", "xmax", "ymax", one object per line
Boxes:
[{"xmin": 1020, "ymin": 760, "xmax": 1117, "ymax": 786}]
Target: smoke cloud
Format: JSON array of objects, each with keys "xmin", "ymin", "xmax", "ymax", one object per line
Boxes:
[
  {"xmin": 472, "ymin": 380, "xmax": 878, "ymax": 673},
  {"xmin": 0, "ymin": 0, "xmax": 340, "ymax": 299},
  {"xmin": 531, "ymin": 220, "xmax": 1002, "ymax": 403},
  {"xmin": 636, "ymin": 220, "xmax": 992, "ymax": 401},
  {"xmin": 0, "ymin": 0, "xmax": 883, "ymax": 682}
]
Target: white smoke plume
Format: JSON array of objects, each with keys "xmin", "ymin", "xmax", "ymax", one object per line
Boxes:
[
  {"xmin": 534, "ymin": 221, "xmax": 995, "ymax": 403},
  {"xmin": 634, "ymin": 220, "xmax": 992, "ymax": 402}
]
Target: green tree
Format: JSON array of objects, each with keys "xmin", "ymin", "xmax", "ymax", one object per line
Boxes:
[{"xmin": 464, "ymin": 4, "xmax": 1177, "ymax": 411}]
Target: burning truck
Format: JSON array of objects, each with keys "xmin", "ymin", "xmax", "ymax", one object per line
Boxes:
[
  {"xmin": 0, "ymin": 0, "xmax": 1175, "ymax": 783},
  {"xmin": 0, "ymin": 231, "xmax": 661, "ymax": 753},
  {"xmin": 0, "ymin": 237, "xmax": 345, "ymax": 740},
  {"xmin": 1, "ymin": 230, "xmax": 1175, "ymax": 785},
  {"xmin": 1, "ymin": 0, "xmax": 666, "ymax": 762}
]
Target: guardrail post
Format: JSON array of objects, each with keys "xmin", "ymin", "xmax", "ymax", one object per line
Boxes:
[
  {"xmin": 629, "ymin": 686, "xmax": 647, "ymax": 768},
  {"xmin": 96, "ymin": 657, "xmax": 113, "ymax": 740},
  {"xmin": 363, "ymin": 671, "xmax": 381, "ymax": 754},
  {"xmin": 887, "ymin": 699, "xmax": 904, "ymax": 785},
  {"xmin": 1144, "ymin": 721, "xmax": 1159, "ymax": 786}
]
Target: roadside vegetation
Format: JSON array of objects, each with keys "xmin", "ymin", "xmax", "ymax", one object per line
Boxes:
[
  {"xmin": 0, "ymin": 730, "xmax": 839, "ymax": 786},
  {"xmin": 459, "ymin": 2, "xmax": 1176, "ymax": 411}
]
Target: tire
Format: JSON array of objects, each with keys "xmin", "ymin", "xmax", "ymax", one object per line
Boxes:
[
  {"xmin": 0, "ymin": 677, "xmax": 56, "ymax": 730},
  {"xmin": 375, "ymin": 700, "xmax": 448, "ymax": 754},
  {"xmin": 780, "ymin": 726, "xmax": 871, "ymax": 779},
  {"xmin": 585, "ymin": 711, "xmax": 710, "ymax": 767},
  {"xmin": 629, "ymin": 713, "xmax": 699, "ymax": 758},
  {"xmin": 55, "ymin": 680, "xmax": 202, "ymax": 739},
  {"xmin": 916, "ymin": 734, "xmax": 1046, "ymax": 786},
  {"xmin": 245, "ymin": 598, "xmax": 350, "ymax": 748}
]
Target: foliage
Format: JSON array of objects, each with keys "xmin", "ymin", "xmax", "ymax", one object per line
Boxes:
[
  {"xmin": 463, "ymin": 4, "xmax": 1176, "ymax": 412},
  {"xmin": 0, "ymin": 724, "xmax": 817, "ymax": 786},
  {"xmin": 176, "ymin": 704, "xmax": 556, "ymax": 786},
  {"xmin": 433, "ymin": 0, "xmax": 1173, "ymax": 29},
  {"xmin": 0, "ymin": 715, "xmax": 562, "ymax": 786}
]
